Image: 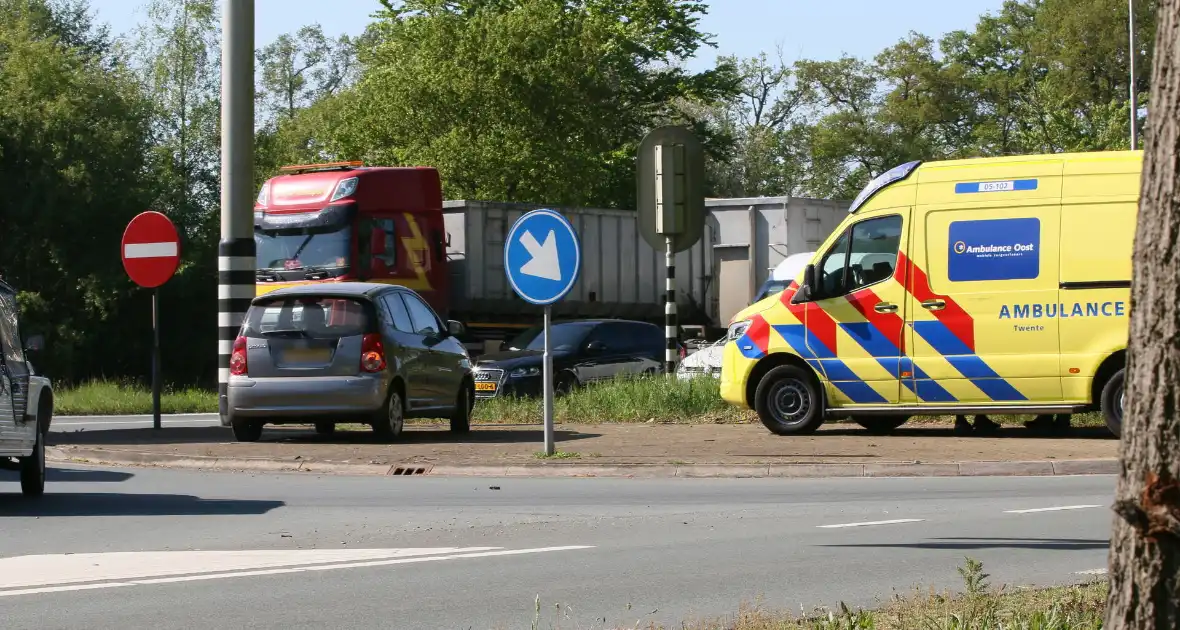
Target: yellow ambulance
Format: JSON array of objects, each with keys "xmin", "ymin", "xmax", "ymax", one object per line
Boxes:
[{"xmin": 720, "ymin": 150, "xmax": 1138, "ymax": 437}]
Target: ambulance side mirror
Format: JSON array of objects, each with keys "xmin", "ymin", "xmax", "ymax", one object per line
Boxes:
[{"xmin": 792, "ymin": 264, "xmax": 816, "ymax": 304}]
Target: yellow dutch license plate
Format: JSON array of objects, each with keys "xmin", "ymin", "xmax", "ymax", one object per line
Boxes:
[
  {"xmin": 283, "ymin": 347, "xmax": 331, "ymax": 363},
  {"xmin": 475, "ymin": 382, "xmax": 497, "ymax": 392}
]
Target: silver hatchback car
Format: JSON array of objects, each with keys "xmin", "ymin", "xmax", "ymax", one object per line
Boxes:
[{"xmin": 224, "ymin": 283, "xmax": 474, "ymax": 442}]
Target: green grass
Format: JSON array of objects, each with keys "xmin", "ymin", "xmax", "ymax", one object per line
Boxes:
[
  {"xmin": 472, "ymin": 375, "xmax": 751, "ymax": 424},
  {"xmin": 55, "ymin": 380, "xmax": 218, "ymax": 416},
  {"xmin": 533, "ymin": 450, "xmax": 581, "ymax": 460},
  {"xmin": 525, "ymin": 560, "xmax": 1107, "ymax": 630},
  {"xmin": 53, "ymin": 377, "xmax": 1106, "ymax": 430}
]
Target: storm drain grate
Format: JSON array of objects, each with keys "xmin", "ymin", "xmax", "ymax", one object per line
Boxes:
[{"xmin": 390, "ymin": 466, "xmax": 429, "ymax": 476}]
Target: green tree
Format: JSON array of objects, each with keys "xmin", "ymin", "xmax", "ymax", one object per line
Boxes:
[
  {"xmin": 294, "ymin": 0, "xmax": 734, "ymax": 208},
  {"xmin": 256, "ymin": 24, "xmax": 356, "ymax": 125},
  {"xmin": 699, "ymin": 51, "xmax": 815, "ymax": 198},
  {"xmin": 0, "ymin": 0, "xmax": 158, "ymax": 381},
  {"xmin": 131, "ymin": 0, "xmax": 221, "ymax": 250}
]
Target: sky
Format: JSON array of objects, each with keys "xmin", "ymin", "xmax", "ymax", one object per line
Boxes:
[{"xmin": 93, "ymin": 0, "xmax": 1007, "ymax": 68}]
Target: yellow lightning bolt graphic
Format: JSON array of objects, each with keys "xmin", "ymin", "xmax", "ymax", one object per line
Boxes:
[{"xmin": 397, "ymin": 213, "xmax": 434, "ymax": 292}]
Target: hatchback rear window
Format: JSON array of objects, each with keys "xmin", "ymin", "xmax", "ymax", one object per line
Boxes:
[{"xmin": 242, "ymin": 297, "xmax": 371, "ymax": 339}]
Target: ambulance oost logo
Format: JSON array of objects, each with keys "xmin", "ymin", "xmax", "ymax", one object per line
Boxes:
[{"xmin": 953, "ymin": 241, "xmax": 967, "ymax": 255}]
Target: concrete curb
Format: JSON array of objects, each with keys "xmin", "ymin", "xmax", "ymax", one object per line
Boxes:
[{"xmin": 46, "ymin": 447, "xmax": 1119, "ymax": 479}]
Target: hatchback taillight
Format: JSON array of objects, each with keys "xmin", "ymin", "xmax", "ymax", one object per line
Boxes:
[
  {"xmin": 229, "ymin": 336, "xmax": 248, "ymax": 376},
  {"xmin": 360, "ymin": 334, "xmax": 386, "ymax": 372}
]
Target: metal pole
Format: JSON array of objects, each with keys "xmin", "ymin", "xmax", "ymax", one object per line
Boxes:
[
  {"xmin": 152, "ymin": 289, "xmax": 161, "ymax": 430},
  {"xmin": 664, "ymin": 236, "xmax": 678, "ymax": 375},
  {"xmin": 218, "ymin": 0, "xmax": 256, "ymax": 426},
  {"xmin": 542, "ymin": 305, "xmax": 554, "ymax": 455},
  {"xmin": 1130, "ymin": 0, "xmax": 1138, "ymax": 150}
]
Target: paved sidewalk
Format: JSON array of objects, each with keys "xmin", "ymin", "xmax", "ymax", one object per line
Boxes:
[{"xmin": 46, "ymin": 422, "xmax": 1118, "ymax": 478}]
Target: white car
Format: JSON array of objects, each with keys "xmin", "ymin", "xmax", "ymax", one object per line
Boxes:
[
  {"xmin": 676, "ymin": 337, "xmax": 726, "ymax": 380},
  {"xmin": 679, "ymin": 252, "xmax": 816, "ymax": 380},
  {"xmin": 0, "ymin": 280, "xmax": 53, "ymax": 497}
]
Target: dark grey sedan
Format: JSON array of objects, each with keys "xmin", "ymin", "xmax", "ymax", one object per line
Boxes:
[{"xmin": 224, "ymin": 282, "xmax": 474, "ymax": 442}]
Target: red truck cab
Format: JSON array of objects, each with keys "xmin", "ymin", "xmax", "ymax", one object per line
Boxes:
[{"xmin": 254, "ymin": 162, "xmax": 450, "ymax": 316}]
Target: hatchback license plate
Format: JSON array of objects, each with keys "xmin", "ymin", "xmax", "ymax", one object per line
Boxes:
[
  {"xmin": 475, "ymin": 382, "xmax": 497, "ymax": 392},
  {"xmin": 283, "ymin": 347, "xmax": 331, "ymax": 363}
]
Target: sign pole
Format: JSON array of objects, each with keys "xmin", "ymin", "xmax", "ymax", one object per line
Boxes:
[
  {"xmin": 152, "ymin": 289, "xmax": 162, "ymax": 430},
  {"xmin": 665, "ymin": 236, "xmax": 677, "ymax": 375},
  {"xmin": 637, "ymin": 126, "xmax": 704, "ymax": 374},
  {"xmin": 502, "ymin": 208, "xmax": 581, "ymax": 458},
  {"xmin": 218, "ymin": 0, "xmax": 256, "ymax": 427},
  {"xmin": 542, "ymin": 304, "xmax": 554, "ymax": 455},
  {"xmin": 121, "ymin": 209, "xmax": 180, "ymax": 429}
]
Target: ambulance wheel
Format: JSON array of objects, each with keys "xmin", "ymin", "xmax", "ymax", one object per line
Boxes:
[
  {"xmin": 853, "ymin": 416, "xmax": 910, "ymax": 435},
  {"xmin": 754, "ymin": 365, "xmax": 824, "ymax": 436},
  {"xmin": 1100, "ymin": 368, "xmax": 1125, "ymax": 438}
]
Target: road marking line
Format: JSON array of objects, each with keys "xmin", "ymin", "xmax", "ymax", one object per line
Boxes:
[
  {"xmin": 1004, "ymin": 505, "xmax": 1103, "ymax": 514},
  {"xmin": 0, "ymin": 546, "xmax": 594, "ymax": 597},
  {"xmin": 817, "ymin": 518, "xmax": 925, "ymax": 529},
  {"xmin": 0, "ymin": 548, "xmax": 493, "ymax": 589},
  {"xmin": 1075, "ymin": 568, "xmax": 1108, "ymax": 576}
]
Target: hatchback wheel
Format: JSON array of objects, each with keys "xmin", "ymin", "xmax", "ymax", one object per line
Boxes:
[
  {"xmin": 231, "ymin": 416, "xmax": 263, "ymax": 442},
  {"xmin": 20, "ymin": 431, "xmax": 45, "ymax": 498},
  {"xmin": 754, "ymin": 365, "xmax": 825, "ymax": 436},
  {"xmin": 373, "ymin": 388, "xmax": 405, "ymax": 441}
]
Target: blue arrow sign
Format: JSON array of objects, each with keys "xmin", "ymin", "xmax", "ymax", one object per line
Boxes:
[{"xmin": 504, "ymin": 209, "xmax": 582, "ymax": 306}]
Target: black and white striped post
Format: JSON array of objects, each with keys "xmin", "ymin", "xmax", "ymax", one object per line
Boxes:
[
  {"xmin": 218, "ymin": 0, "xmax": 255, "ymax": 425},
  {"xmin": 664, "ymin": 236, "xmax": 677, "ymax": 374}
]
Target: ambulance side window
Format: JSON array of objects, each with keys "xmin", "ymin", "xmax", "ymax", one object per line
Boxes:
[
  {"xmin": 846, "ymin": 215, "xmax": 903, "ymax": 292},
  {"xmin": 817, "ymin": 232, "xmax": 851, "ymax": 297},
  {"xmin": 816, "ymin": 215, "xmax": 903, "ymax": 298}
]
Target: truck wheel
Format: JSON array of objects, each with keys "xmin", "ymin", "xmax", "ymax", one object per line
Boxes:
[
  {"xmin": 231, "ymin": 415, "xmax": 263, "ymax": 442},
  {"xmin": 450, "ymin": 382, "xmax": 473, "ymax": 434},
  {"xmin": 754, "ymin": 365, "xmax": 824, "ymax": 436},
  {"xmin": 20, "ymin": 431, "xmax": 45, "ymax": 498},
  {"xmin": 1101, "ymin": 368, "xmax": 1125, "ymax": 438},
  {"xmin": 372, "ymin": 388, "xmax": 405, "ymax": 442},
  {"xmin": 853, "ymin": 416, "xmax": 909, "ymax": 435}
]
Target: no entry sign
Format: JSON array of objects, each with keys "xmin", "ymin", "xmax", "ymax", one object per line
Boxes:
[{"xmin": 121, "ymin": 211, "xmax": 181, "ymax": 288}]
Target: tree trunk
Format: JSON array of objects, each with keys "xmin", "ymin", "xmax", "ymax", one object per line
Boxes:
[{"xmin": 1104, "ymin": 1, "xmax": 1180, "ymax": 627}]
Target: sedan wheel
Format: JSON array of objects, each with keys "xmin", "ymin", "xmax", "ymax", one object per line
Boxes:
[{"xmin": 450, "ymin": 383, "xmax": 472, "ymax": 434}]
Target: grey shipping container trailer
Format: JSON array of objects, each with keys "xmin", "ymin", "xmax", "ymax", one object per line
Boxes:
[{"xmin": 442, "ymin": 197, "xmax": 847, "ymax": 342}]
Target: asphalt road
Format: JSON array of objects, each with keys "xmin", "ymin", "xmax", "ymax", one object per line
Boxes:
[
  {"xmin": 0, "ymin": 465, "xmax": 1114, "ymax": 630},
  {"xmin": 50, "ymin": 413, "xmax": 222, "ymax": 432}
]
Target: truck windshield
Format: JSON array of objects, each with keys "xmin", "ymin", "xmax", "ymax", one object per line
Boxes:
[{"xmin": 255, "ymin": 225, "xmax": 351, "ymax": 271}]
